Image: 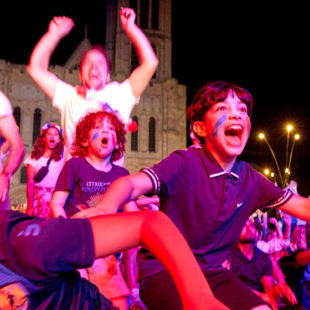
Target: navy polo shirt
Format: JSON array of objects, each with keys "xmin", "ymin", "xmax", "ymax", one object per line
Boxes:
[
  {"xmin": 228, "ymin": 246, "xmax": 273, "ymax": 292},
  {"xmin": 138, "ymin": 147, "xmax": 292, "ymax": 279}
]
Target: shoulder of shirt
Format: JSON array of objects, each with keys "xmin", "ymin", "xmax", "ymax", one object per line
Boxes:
[
  {"xmin": 174, "ymin": 147, "xmax": 198, "ymax": 156},
  {"xmin": 57, "ymin": 79, "xmax": 74, "ymax": 90},
  {"xmin": 104, "ymin": 80, "xmax": 128, "ymax": 91},
  {"xmin": 112, "ymin": 164, "xmax": 129, "ymax": 174},
  {"xmin": 66, "ymin": 156, "xmax": 85, "ymax": 166}
]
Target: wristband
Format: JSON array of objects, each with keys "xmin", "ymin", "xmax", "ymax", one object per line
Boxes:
[{"xmin": 131, "ymin": 288, "xmax": 140, "ymax": 301}]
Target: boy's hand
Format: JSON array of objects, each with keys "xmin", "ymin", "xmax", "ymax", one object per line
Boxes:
[
  {"xmin": 120, "ymin": 7, "xmax": 136, "ymax": 32},
  {"xmin": 48, "ymin": 16, "xmax": 74, "ymax": 39},
  {"xmin": 272, "ymin": 282, "xmax": 297, "ymax": 305}
]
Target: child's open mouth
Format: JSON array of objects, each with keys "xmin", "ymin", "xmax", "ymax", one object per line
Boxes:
[
  {"xmin": 101, "ymin": 137, "xmax": 108, "ymax": 145},
  {"xmin": 224, "ymin": 125, "xmax": 243, "ymax": 140}
]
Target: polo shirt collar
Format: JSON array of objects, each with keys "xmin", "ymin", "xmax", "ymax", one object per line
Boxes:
[{"xmin": 199, "ymin": 148, "xmax": 242, "ymax": 179}]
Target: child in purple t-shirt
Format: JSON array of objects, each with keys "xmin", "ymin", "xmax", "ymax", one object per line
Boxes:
[
  {"xmin": 77, "ymin": 81, "xmax": 310, "ymax": 310},
  {"xmin": 51, "ymin": 111, "xmax": 137, "ymax": 310},
  {"xmin": 51, "ymin": 111, "xmax": 130, "ymax": 217}
]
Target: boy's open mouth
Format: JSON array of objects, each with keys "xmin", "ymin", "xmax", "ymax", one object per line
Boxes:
[
  {"xmin": 224, "ymin": 125, "xmax": 243, "ymax": 139},
  {"xmin": 101, "ymin": 137, "xmax": 108, "ymax": 145}
]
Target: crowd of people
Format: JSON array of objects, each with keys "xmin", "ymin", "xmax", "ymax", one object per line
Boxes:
[
  {"xmin": 225, "ymin": 211, "xmax": 310, "ymax": 309},
  {"xmin": 1, "ymin": 6, "xmax": 310, "ymax": 310}
]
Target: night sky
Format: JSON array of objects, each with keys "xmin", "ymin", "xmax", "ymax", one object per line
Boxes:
[{"xmin": 1, "ymin": 2, "xmax": 310, "ymax": 195}]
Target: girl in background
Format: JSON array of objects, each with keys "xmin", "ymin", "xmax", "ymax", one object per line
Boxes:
[{"xmin": 25, "ymin": 123, "xmax": 64, "ymax": 217}]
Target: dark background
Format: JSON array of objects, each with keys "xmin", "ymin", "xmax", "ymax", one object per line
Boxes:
[{"xmin": 1, "ymin": 2, "xmax": 310, "ymax": 195}]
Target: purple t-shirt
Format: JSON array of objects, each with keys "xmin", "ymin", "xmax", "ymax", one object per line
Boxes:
[
  {"xmin": 54, "ymin": 157, "xmax": 129, "ymax": 217},
  {"xmin": 138, "ymin": 147, "xmax": 292, "ymax": 278}
]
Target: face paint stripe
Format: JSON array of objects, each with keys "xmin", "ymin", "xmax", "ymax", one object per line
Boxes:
[
  {"xmin": 212, "ymin": 115, "xmax": 227, "ymax": 136},
  {"xmin": 90, "ymin": 132, "xmax": 100, "ymax": 144}
]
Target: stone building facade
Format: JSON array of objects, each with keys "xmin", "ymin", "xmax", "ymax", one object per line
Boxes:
[{"xmin": 0, "ymin": 0, "xmax": 187, "ymax": 206}]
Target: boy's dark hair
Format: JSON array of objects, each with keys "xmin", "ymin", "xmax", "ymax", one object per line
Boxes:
[
  {"xmin": 187, "ymin": 81, "xmax": 254, "ymax": 127},
  {"xmin": 80, "ymin": 44, "xmax": 112, "ymax": 73},
  {"xmin": 72, "ymin": 111, "xmax": 126, "ymax": 162}
]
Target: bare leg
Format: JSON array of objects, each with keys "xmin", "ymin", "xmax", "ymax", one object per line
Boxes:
[{"xmin": 89, "ymin": 211, "xmax": 228, "ymax": 310}]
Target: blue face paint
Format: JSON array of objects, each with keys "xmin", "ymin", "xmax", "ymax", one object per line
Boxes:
[
  {"xmin": 90, "ymin": 132, "xmax": 100, "ymax": 144},
  {"xmin": 212, "ymin": 115, "xmax": 227, "ymax": 136}
]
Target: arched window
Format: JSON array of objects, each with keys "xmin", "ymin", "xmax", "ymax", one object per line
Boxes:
[
  {"xmin": 131, "ymin": 116, "xmax": 138, "ymax": 151},
  {"xmin": 131, "ymin": 44, "xmax": 139, "ymax": 73},
  {"xmin": 140, "ymin": 0, "xmax": 149, "ymax": 28},
  {"xmin": 151, "ymin": 0, "xmax": 159, "ymax": 30},
  {"xmin": 129, "ymin": 0, "xmax": 159, "ymax": 30},
  {"xmin": 13, "ymin": 107, "xmax": 21, "ymax": 128},
  {"xmin": 131, "ymin": 44, "xmax": 157, "ymax": 80},
  {"xmin": 129, "ymin": 0, "xmax": 137, "ymax": 14},
  {"xmin": 151, "ymin": 44, "xmax": 157, "ymax": 80},
  {"xmin": 148, "ymin": 117, "xmax": 156, "ymax": 152},
  {"xmin": 32, "ymin": 108, "xmax": 41, "ymax": 145},
  {"xmin": 20, "ymin": 166, "xmax": 27, "ymax": 184}
]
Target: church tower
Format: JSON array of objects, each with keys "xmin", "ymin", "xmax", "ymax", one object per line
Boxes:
[{"xmin": 106, "ymin": 0, "xmax": 187, "ymax": 173}]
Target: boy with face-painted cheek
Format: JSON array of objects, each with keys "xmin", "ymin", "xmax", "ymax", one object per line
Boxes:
[
  {"xmin": 75, "ymin": 81, "xmax": 310, "ymax": 310},
  {"xmin": 50, "ymin": 111, "xmax": 137, "ymax": 310}
]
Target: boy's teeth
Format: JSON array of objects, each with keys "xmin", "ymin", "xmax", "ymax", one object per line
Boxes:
[{"xmin": 227, "ymin": 125, "xmax": 242, "ymax": 130}]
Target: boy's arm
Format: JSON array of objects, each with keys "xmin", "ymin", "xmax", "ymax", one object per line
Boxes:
[
  {"xmin": 74, "ymin": 172, "xmax": 153, "ymax": 219},
  {"xmin": 269, "ymin": 217, "xmax": 283, "ymax": 239},
  {"xmin": 50, "ymin": 191, "xmax": 70, "ymax": 218},
  {"xmin": 0, "ymin": 115, "xmax": 25, "ymax": 202},
  {"xmin": 27, "ymin": 16, "xmax": 74, "ymax": 100},
  {"xmin": 96, "ymin": 172, "xmax": 153, "ymax": 214},
  {"xmin": 279, "ymin": 194, "xmax": 310, "ymax": 222},
  {"xmin": 120, "ymin": 7, "xmax": 158, "ymax": 98}
]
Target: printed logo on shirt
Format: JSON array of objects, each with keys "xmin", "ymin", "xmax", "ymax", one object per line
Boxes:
[
  {"xmin": 237, "ymin": 202, "xmax": 244, "ymax": 208},
  {"xmin": 82, "ymin": 181, "xmax": 111, "ymax": 193},
  {"xmin": 16, "ymin": 224, "xmax": 40, "ymax": 237},
  {"xmin": 0, "ymin": 282, "xmax": 29, "ymax": 309},
  {"xmin": 100, "ymin": 102, "xmax": 114, "ymax": 113}
]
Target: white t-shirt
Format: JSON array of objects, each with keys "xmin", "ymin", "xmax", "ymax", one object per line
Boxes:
[
  {"xmin": 0, "ymin": 91, "xmax": 12, "ymax": 119},
  {"xmin": 24, "ymin": 155, "xmax": 65, "ymax": 188},
  {"xmin": 0, "ymin": 91, "xmax": 12, "ymax": 173},
  {"xmin": 53, "ymin": 80, "xmax": 138, "ymax": 161}
]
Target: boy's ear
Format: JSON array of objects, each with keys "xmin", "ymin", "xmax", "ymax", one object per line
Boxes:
[{"xmin": 193, "ymin": 121, "xmax": 208, "ymax": 138}]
